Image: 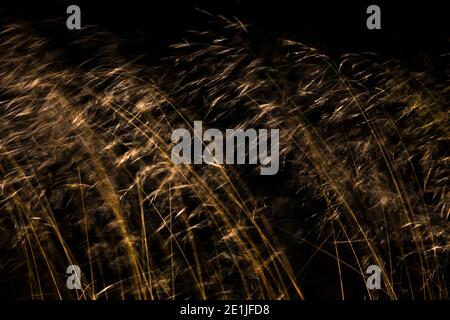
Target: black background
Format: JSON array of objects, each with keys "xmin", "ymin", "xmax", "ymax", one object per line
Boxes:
[{"xmin": 0, "ymin": 0, "xmax": 448, "ymax": 62}]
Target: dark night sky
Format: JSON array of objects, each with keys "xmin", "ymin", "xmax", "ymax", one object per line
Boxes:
[{"xmin": 0, "ymin": 1, "xmax": 448, "ymax": 65}]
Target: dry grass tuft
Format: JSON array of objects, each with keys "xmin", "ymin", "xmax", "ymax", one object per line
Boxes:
[{"xmin": 0, "ymin": 18, "xmax": 448, "ymax": 299}]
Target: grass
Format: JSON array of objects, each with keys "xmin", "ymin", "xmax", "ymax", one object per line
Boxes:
[{"xmin": 0, "ymin": 17, "xmax": 448, "ymax": 299}]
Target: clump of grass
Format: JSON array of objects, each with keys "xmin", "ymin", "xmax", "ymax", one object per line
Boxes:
[{"xmin": 0, "ymin": 17, "xmax": 448, "ymax": 299}]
